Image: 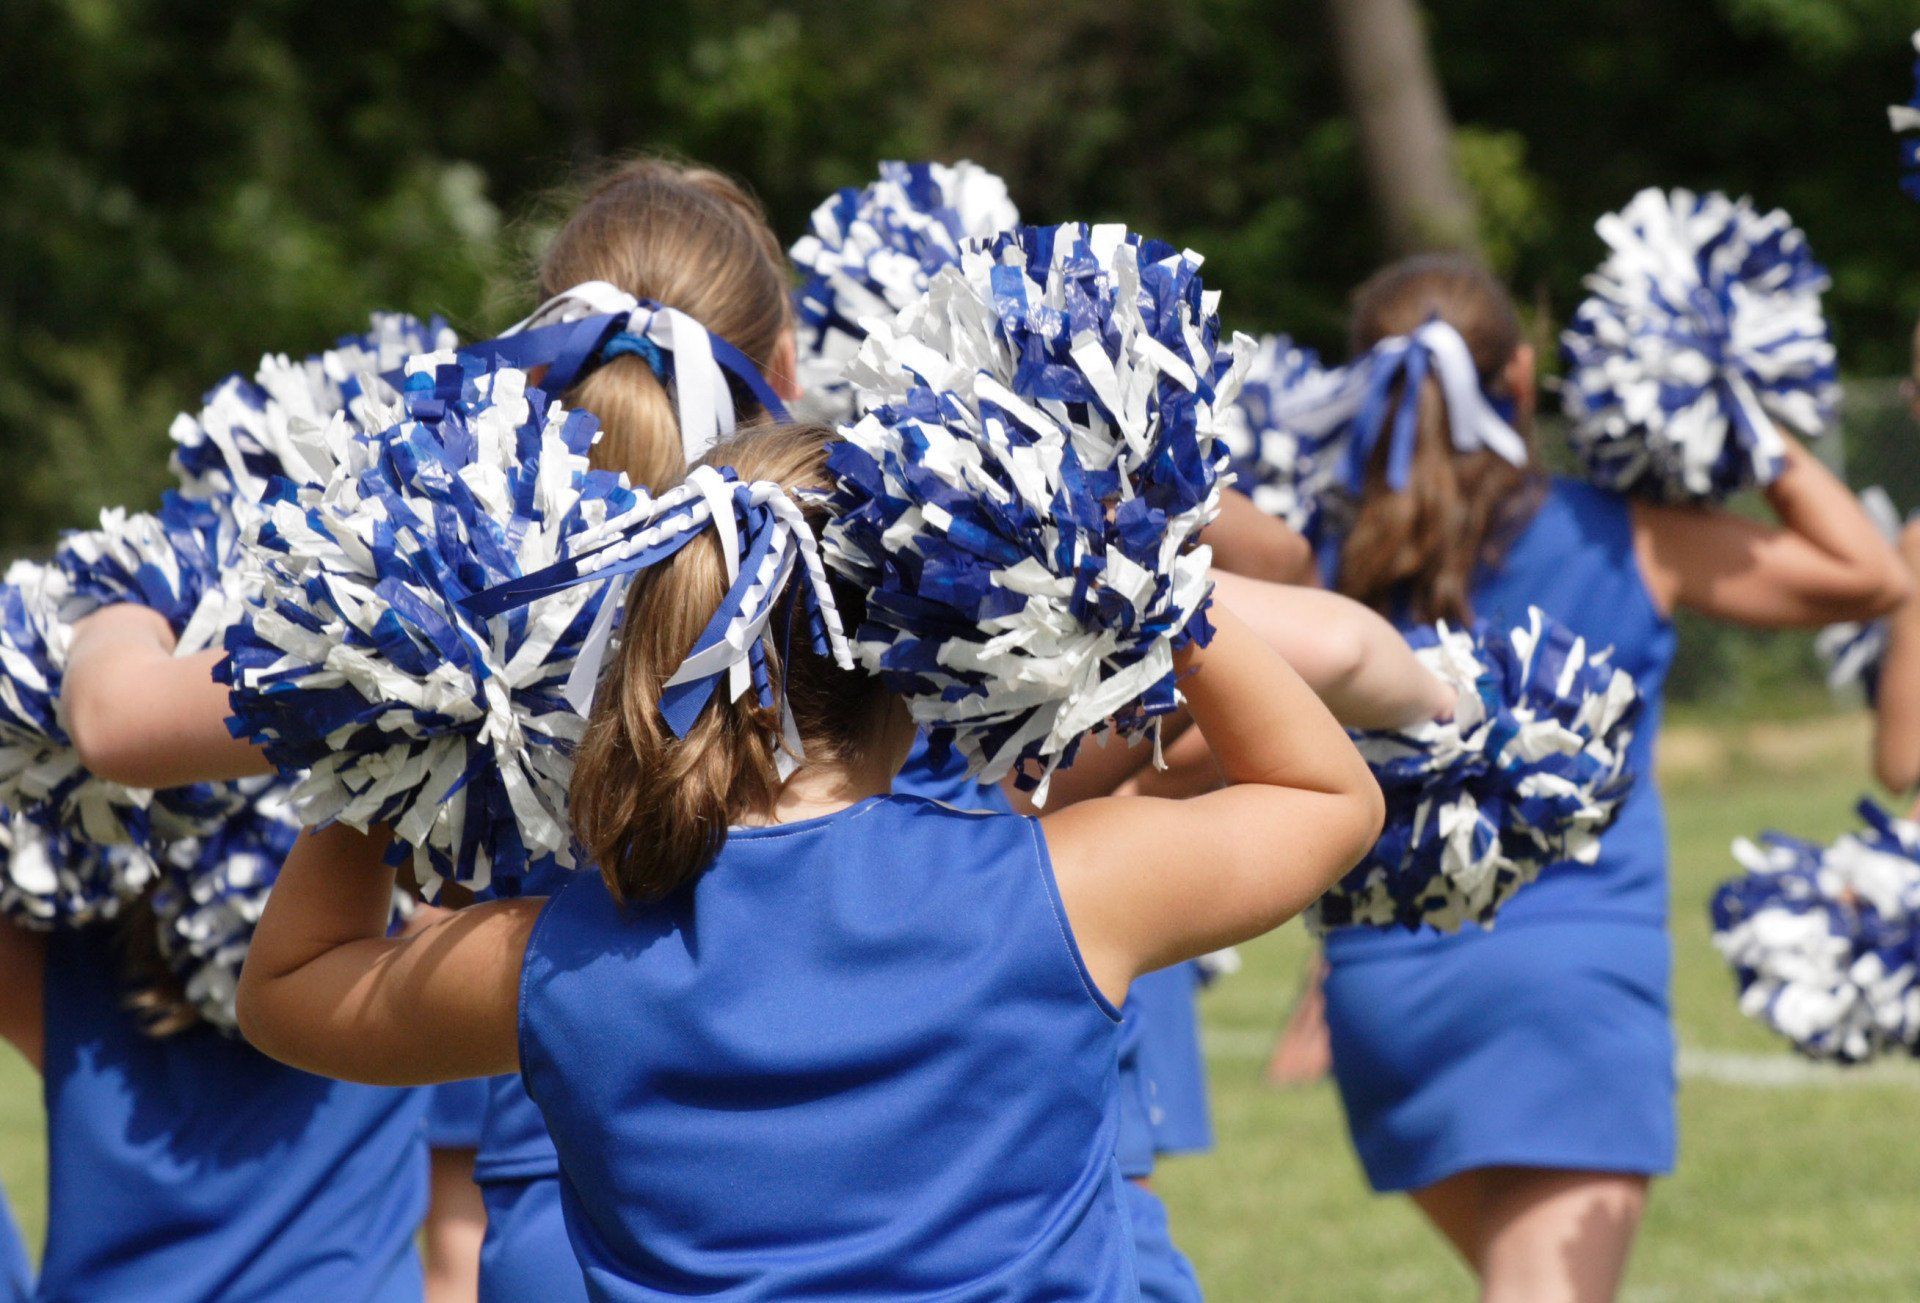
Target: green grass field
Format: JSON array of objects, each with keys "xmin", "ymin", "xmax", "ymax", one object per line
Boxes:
[
  {"xmin": 0, "ymin": 711, "xmax": 1912, "ymax": 1298},
  {"xmin": 1159, "ymin": 710, "xmax": 1920, "ymax": 1301}
]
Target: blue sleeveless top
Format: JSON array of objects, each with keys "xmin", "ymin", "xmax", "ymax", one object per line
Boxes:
[
  {"xmin": 475, "ymin": 735, "xmax": 1011, "ymax": 1189},
  {"xmin": 519, "ymin": 795, "xmax": 1135, "ymax": 1301},
  {"xmin": 38, "ymin": 926, "xmax": 429, "ymax": 1302},
  {"xmin": 427, "ymin": 1075, "xmax": 491, "ymax": 1150},
  {"xmin": 1327, "ymin": 476, "xmax": 1677, "ymax": 961}
]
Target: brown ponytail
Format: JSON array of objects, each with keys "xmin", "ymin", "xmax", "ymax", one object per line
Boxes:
[
  {"xmin": 116, "ymin": 893, "xmax": 199, "ymax": 1037},
  {"xmin": 568, "ymin": 422, "xmax": 892, "ymax": 904},
  {"xmin": 1334, "ymin": 254, "xmax": 1544, "ymax": 625},
  {"xmin": 536, "ymin": 156, "xmax": 793, "ymax": 493}
]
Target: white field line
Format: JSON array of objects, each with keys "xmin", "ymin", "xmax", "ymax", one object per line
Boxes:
[{"xmin": 1202, "ymin": 1029, "xmax": 1920, "ymax": 1090}]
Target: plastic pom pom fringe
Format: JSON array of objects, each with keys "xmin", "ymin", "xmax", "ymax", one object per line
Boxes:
[
  {"xmin": 170, "ymin": 313, "xmax": 457, "ymax": 506},
  {"xmin": 1892, "ymin": 31, "xmax": 1920, "ymax": 203},
  {"xmin": 1560, "ymin": 188, "xmax": 1838, "ymax": 503},
  {"xmin": 1312, "ymin": 607, "xmax": 1641, "ymax": 933},
  {"xmin": 1712, "ymin": 801, "xmax": 1920, "ymax": 1063},
  {"xmin": 221, "ymin": 356, "xmax": 635, "ymax": 896},
  {"xmin": 0, "ymin": 812, "xmax": 155, "ymax": 931},
  {"xmin": 790, "ymin": 161, "xmax": 1019, "ymax": 425},
  {"xmin": 1218, "ymin": 335, "xmax": 1355, "ymax": 553},
  {"xmin": 1814, "ymin": 487, "xmax": 1906, "ymax": 701},
  {"xmin": 826, "ymin": 221, "xmax": 1251, "ymax": 796},
  {"xmin": 0, "ymin": 559, "xmax": 165, "ymax": 851}
]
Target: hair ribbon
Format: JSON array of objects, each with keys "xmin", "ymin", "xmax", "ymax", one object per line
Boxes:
[
  {"xmin": 462, "ymin": 465, "xmax": 853, "ymax": 771},
  {"xmin": 385, "ymin": 280, "xmax": 792, "ymax": 465}
]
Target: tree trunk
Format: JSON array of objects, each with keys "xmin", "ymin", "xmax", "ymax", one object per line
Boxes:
[{"xmin": 1325, "ymin": 0, "xmax": 1480, "ymax": 256}]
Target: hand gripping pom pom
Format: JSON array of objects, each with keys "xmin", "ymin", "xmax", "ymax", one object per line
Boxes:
[
  {"xmin": 1892, "ymin": 31, "xmax": 1920, "ymax": 203},
  {"xmin": 1218, "ymin": 335, "xmax": 1354, "ymax": 551},
  {"xmin": 220, "ymin": 358, "xmax": 637, "ymax": 896},
  {"xmin": 790, "ymin": 161, "xmax": 1019, "ymax": 425},
  {"xmin": 1814, "ymin": 487, "xmax": 1906, "ymax": 700},
  {"xmin": 1560, "ymin": 188, "xmax": 1839, "ymax": 502},
  {"xmin": 825, "ymin": 222, "xmax": 1252, "ymax": 796},
  {"xmin": 169, "ymin": 312, "xmax": 458, "ymax": 506},
  {"xmin": 1712, "ymin": 801, "xmax": 1920, "ymax": 1064},
  {"xmin": 1311, "ymin": 607, "xmax": 1642, "ymax": 933}
]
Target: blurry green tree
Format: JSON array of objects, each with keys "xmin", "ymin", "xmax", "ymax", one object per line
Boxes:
[{"xmin": 0, "ymin": 0, "xmax": 1913, "ymax": 707}]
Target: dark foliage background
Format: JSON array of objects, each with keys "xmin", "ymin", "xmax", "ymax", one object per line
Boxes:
[{"xmin": 2, "ymin": 0, "xmax": 1913, "ymax": 703}]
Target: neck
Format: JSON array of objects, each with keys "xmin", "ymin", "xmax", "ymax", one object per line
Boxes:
[
  {"xmin": 755, "ymin": 755, "xmax": 897, "ymax": 825},
  {"xmin": 736, "ymin": 701, "xmax": 919, "ymax": 827}
]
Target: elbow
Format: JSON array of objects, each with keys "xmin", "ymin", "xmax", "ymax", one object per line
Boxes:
[
  {"xmin": 1835, "ymin": 554, "xmax": 1914, "ymax": 622},
  {"xmin": 232, "ymin": 974, "xmax": 286, "ymax": 1064},
  {"xmin": 1328, "ymin": 768, "xmax": 1387, "ymax": 882},
  {"xmin": 1865, "ymin": 558, "xmax": 1915, "ymax": 620}
]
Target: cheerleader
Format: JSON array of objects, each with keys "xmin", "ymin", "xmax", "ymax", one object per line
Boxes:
[
  {"xmin": 230, "ymin": 416, "xmax": 1384, "ymax": 1299},
  {"xmin": 1023, "ymin": 570, "xmax": 1452, "ymax": 1302},
  {"xmin": 60, "ymin": 155, "xmax": 807, "ymax": 1301},
  {"xmin": 1315, "ymin": 254, "xmax": 1905, "ymax": 1301},
  {"xmin": 0, "ymin": 898, "xmax": 429, "ymax": 1299}
]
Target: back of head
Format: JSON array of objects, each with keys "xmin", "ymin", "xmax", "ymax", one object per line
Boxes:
[
  {"xmin": 1337, "ymin": 254, "xmax": 1541, "ymax": 624},
  {"xmin": 539, "ymin": 157, "xmax": 792, "ymax": 492},
  {"xmin": 569, "ymin": 422, "xmax": 891, "ymax": 904}
]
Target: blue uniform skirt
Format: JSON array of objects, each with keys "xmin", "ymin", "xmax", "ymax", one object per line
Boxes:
[
  {"xmin": 1324, "ymin": 919, "xmax": 1676, "ymax": 1193},
  {"xmin": 478, "ymin": 1176, "xmax": 587, "ymax": 1303}
]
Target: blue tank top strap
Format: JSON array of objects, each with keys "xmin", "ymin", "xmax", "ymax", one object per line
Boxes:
[
  {"xmin": 38, "ymin": 925, "xmax": 429, "ymax": 1302},
  {"xmin": 518, "ymin": 794, "xmax": 1134, "ymax": 1300}
]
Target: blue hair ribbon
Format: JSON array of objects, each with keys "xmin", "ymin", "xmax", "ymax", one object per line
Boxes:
[
  {"xmin": 381, "ymin": 281, "xmax": 793, "ymax": 463},
  {"xmin": 461, "ymin": 466, "xmax": 852, "ymax": 749}
]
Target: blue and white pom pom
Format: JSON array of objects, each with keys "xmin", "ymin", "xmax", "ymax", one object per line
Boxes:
[
  {"xmin": 827, "ymin": 222, "xmax": 1250, "ymax": 795},
  {"xmin": 1891, "ymin": 31, "xmax": 1920, "ymax": 203},
  {"xmin": 1712, "ymin": 801, "xmax": 1920, "ymax": 1063},
  {"xmin": 0, "ymin": 812, "xmax": 155, "ymax": 930},
  {"xmin": 1218, "ymin": 335, "xmax": 1356, "ymax": 550},
  {"xmin": 221, "ymin": 356, "xmax": 635, "ymax": 895},
  {"xmin": 170, "ymin": 312, "xmax": 457, "ymax": 505},
  {"xmin": 0, "ymin": 560, "xmax": 164, "ymax": 850},
  {"xmin": 1560, "ymin": 188, "xmax": 1839, "ymax": 502},
  {"xmin": 1312, "ymin": 607, "xmax": 1641, "ymax": 932},
  {"xmin": 1815, "ymin": 487, "xmax": 1906, "ymax": 700},
  {"xmin": 790, "ymin": 160, "xmax": 1019, "ymax": 424},
  {"xmin": 148, "ymin": 779, "xmax": 302, "ymax": 1031}
]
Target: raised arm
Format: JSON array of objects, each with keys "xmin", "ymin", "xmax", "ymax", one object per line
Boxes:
[
  {"xmin": 1211, "ymin": 571, "xmax": 1453, "ymax": 729},
  {"xmin": 63, "ymin": 605, "xmax": 272, "ymax": 787},
  {"xmin": 1043, "ymin": 609, "xmax": 1384, "ymax": 1004},
  {"xmin": 1873, "ymin": 521, "xmax": 1920, "ymax": 794},
  {"xmin": 235, "ymin": 823, "xmax": 539, "ymax": 1086},
  {"xmin": 1201, "ymin": 489, "xmax": 1315, "ymax": 585},
  {"xmin": 1634, "ymin": 436, "xmax": 1911, "ymax": 627}
]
